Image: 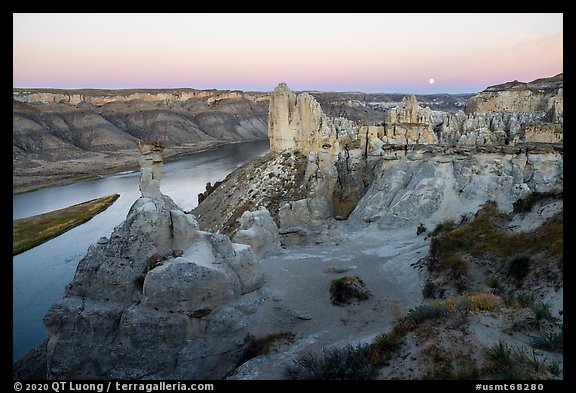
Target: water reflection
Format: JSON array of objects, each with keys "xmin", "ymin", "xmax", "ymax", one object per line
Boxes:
[{"xmin": 12, "ymin": 140, "xmax": 269, "ymax": 361}]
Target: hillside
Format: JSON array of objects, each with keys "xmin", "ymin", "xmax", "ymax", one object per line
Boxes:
[
  {"xmin": 12, "ymin": 88, "xmax": 270, "ymax": 192},
  {"xmin": 13, "ymin": 88, "xmax": 472, "ymax": 193},
  {"xmin": 465, "ymin": 73, "xmax": 563, "ymax": 115}
]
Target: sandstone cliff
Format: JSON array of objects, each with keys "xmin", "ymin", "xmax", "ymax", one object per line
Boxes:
[
  {"xmin": 197, "ymin": 78, "xmax": 563, "ymax": 238},
  {"xmin": 464, "ymin": 73, "xmax": 563, "ymax": 116}
]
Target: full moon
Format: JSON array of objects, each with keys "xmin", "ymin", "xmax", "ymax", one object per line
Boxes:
[{"xmin": 429, "ymin": 78, "xmax": 435, "ymax": 84}]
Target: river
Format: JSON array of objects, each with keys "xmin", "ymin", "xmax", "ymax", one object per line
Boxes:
[{"xmin": 12, "ymin": 140, "xmax": 269, "ymax": 361}]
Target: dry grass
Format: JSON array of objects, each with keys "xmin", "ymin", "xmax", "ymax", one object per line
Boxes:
[
  {"xmin": 13, "ymin": 194, "xmax": 120, "ymax": 255},
  {"xmin": 429, "ymin": 200, "xmax": 563, "ymax": 282},
  {"xmin": 242, "ymin": 332, "xmax": 296, "ymax": 362},
  {"xmin": 442, "ymin": 293, "xmax": 501, "ymax": 312}
]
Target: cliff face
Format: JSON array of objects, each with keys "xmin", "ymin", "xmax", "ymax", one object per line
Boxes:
[
  {"xmin": 464, "ymin": 73, "xmax": 563, "ymax": 116},
  {"xmin": 263, "ymin": 79, "xmax": 563, "ymax": 232},
  {"xmin": 348, "ymin": 144, "xmax": 563, "ymax": 230},
  {"xmin": 13, "ymin": 88, "xmax": 270, "ymax": 155}
]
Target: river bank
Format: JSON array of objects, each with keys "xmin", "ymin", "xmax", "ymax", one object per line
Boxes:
[
  {"xmin": 13, "ymin": 139, "xmax": 266, "ymax": 195},
  {"xmin": 13, "ymin": 140, "xmax": 271, "ymax": 361},
  {"xmin": 13, "ymin": 194, "xmax": 120, "ymax": 255}
]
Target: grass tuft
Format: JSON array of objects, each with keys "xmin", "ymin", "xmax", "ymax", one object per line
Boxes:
[
  {"xmin": 532, "ymin": 330, "xmax": 563, "ymax": 353},
  {"xmin": 286, "ymin": 343, "xmax": 378, "ymax": 380},
  {"xmin": 515, "ymin": 291, "xmax": 536, "ymax": 308},
  {"xmin": 242, "ymin": 332, "xmax": 296, "ymax": 362}
]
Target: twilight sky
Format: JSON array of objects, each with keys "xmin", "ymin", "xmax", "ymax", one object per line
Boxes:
[{"xmin": 13, "ymin": 13, "xmax": 563, "ymax": 93}]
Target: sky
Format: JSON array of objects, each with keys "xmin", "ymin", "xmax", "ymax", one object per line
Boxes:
[{"xmin": 13, "ymin": 13, "xmax": 563, "ymax": 94}]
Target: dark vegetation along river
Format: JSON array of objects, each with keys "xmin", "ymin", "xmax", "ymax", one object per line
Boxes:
[{"xmin": 12, "ymin": 140, "xmax": 269, "ymax": 361}]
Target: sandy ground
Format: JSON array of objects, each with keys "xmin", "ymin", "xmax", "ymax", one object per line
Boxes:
[
  {"xmin": 229, "ymin": 197, "xmax": 563, "ymax": 379},
  {"xmin": 230, "ymin": 224, "xmax": 429, "ymax": 379}
]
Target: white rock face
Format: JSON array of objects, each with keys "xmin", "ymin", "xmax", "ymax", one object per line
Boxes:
[
  {"xmin": 268, "ymin": 80, "xmax": 563, "ymax": 158},
  {"xmin": 268, "ymin": 82, "xmax": 358, "ymax": 155},
  {"xmin": 347, "ymin": 145, "xmax": 563, "ymax": 231},
  {"xmin": 43, "ymin": 144, "xmax": 265, "ymax": 379},
  {"xmin": 232, "ymin": 206, "xmax": 280, "ymax": 258},
  {"xmin": 265, "ymin": 81, "xmax": 563, "ymax": 232}
]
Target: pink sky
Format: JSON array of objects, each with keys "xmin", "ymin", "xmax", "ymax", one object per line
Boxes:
[{"xmin": 13, "ymin": 13, "xmax": 563, "ymax": 93}]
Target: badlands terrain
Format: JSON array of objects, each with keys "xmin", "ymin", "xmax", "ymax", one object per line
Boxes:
[
  {"xmin": 13, "ymin": 88, "xmax": 470, "ymax": 193},
  {"xmin": 14, "ymin": 74, "xmax": 563, "ymax": 380}
]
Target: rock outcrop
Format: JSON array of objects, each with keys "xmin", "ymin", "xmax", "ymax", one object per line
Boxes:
[
  {"xmin": 348, "ymin": 144, "xmax": 563, "ymax": 230},
  {"xmin": 269, "ymin": 76, "xmax": 563, "ymax": 156},
  {"xmin": 43, "ymin": 143, "xmax": 265, "ymax": 379},
  {"xmin": 464, "ymin": 73, "xmax": 563, "ymax": 115},
  {"xmin": 268, "ymin": 83, "xmax": 371, "ymax": 227},
  {"xmin": 262, "ymin": 79, "xmax": 563, "ymax": 234},
  {"xmin": 232, "ymin": 206, "xmax": 280, "ymax": 258},
  {"xmin": 138, "ymin": 141, "xmax": 164, "ymax": 198},
  {"xmin": 268, "ymin": 83, "xmax": 358, "ymax": 155}
]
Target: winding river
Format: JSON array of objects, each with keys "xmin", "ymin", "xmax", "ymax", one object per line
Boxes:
[{"xmin": 12, "ymin": 140, "xmax": 269, "ymax": 361}]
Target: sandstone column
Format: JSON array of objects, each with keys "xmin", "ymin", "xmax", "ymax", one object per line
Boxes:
[{"xmin": 138, "ymin": 140, "xmax": 165, "ymax": 198}]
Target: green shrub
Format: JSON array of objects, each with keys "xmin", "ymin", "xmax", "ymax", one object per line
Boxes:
[
  {"xmin": 372, "ymin": 333, "xmax": 399, "ymax": 353},
  {"xmin": 484, "ymin": 341, "xmax": 514, "ymax": 369},
  {"xmin": 486, "ymin": 276, "xmax": 505, "ymax": 293},
  {"xmin": 503, "ymin": 316, "xmax": 524, "ymax": 334},
  {"xmin": 330, "ymin": 276, "xmax": 371, "ymax": 305},
  {"xmin": 532, "ymin": 330, "xmax": 563, "ymax": 352},
  {"xmin": 504, "ymin": 253, "xmax": 531, "ymax": 281},
  {"xmin": 526, "ymin": 302, "xmax": 553, "ymax": 332},
  {"xmin": 406, "ymin": 304, "xmax": 450, "ymax": 325},
  {"xmin": 483, "ymin": 341, "xmax": 548, "ymax": 380},
  {"xmin": 369, "ymin": 332, "xmax": 401, "ymax": 366},
  {"xmin": 515, "ymin": 291, "xmax": 536, "ymax": 308},
  {"xmin": 531, "ymin": 302, "xmax": 552, "ymax": 320}
]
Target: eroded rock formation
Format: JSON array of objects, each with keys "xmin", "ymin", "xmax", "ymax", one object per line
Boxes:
[
  {"xmin": 33, "ymin": 75, "xmax": 564, "ymax": 380},
  {"xmin": 464, "ymin": 73, "xmax": 563, "ymax": 114},
  {"xmin": 43, "ymin": 143, "xmax": 265, "ymax": 379},
  {"xmin": 348, "ymin": 144, "xmax": 563, "ymax": 230},
  {"xmin": 232, "ymin": 206, "xmax": 280, "ymax": 258},
  {"xmin": 265, "ymin": 78, "xmax": 563, "ymax": 233},
  {"xmin": 138, "ymin": 141, "xmax": 164, "ymax": 198},
  {"xmin": 268, "ymin": 83, "xmax": 370, "ymax": 227}
]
